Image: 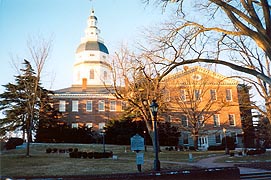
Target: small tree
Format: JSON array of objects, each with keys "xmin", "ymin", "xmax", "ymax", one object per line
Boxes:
[{"xmin": 0, "ymin": 60, "xmax": 54, "ymax": 153}]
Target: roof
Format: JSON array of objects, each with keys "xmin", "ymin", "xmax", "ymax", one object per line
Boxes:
[
  {"xmin": 76, "ymin": 41, "xmax": 109, "ymax": 54},
  {"xmin": 54, "ymin": 85, "xmax": 114, "ymax": 94}
]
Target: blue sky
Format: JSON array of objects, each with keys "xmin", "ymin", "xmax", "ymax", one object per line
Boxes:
[{"xmin": 0, "ymin": 0, "xmax": 172, "ymax": 92}]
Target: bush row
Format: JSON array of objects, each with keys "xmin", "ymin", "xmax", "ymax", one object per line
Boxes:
[
  {"xmin": 69, "ymin": 151, "xmax": 113, "ymax": 159},
  {"xmin": 246, "ymin": 148, "xmax": 266, "ymax": 155},
  {"xmin": 46, "ymin": 147, "xmax": 75, "ymax": 153}
]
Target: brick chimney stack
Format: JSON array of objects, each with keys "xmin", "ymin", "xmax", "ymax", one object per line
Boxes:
[{"xmin": 82, "ymin": 78, "xmax": 87, "ymax": 91}]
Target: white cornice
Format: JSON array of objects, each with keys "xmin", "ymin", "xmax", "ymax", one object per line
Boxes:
[{"xmin": 51, "ymin": 93, "xmax": 115, "ymax": 99}]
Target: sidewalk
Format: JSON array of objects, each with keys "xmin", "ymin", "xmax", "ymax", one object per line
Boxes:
[{"xmin": 191, "ymin": 155, "xmax": 271, "ymax": 175}]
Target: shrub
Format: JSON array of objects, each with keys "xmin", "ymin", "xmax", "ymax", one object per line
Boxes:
[
  {"xmin": 69, "ymin": 151, "xmax": 81, "ymax": 158},
  {"xmin": 46, "ymin": 148, "xmax": 52, "ymax": 153},
  {"xmin": 69, "ymin": 150, "xmax": 113, "ymax": 159},
  {"xmin": 69, "ymin": 152, "xmax": 76, "ymax": 158},
  {"xmin": 247, "ymin": 148, "xmax": 266, "ymax": 155},
  {"xmin": 52, "ymin": 148, "xmax": 58, "ymax": 153},
  {"xmin": 88, "ymin": 152, "xmax": 94, "ymax": 159},
  {"xmin": 82, "ymin": 152, "xmax": 88, "ymax": 158},
  {"xmin": 59, "ymin": 149, "xmax": 66, "ymax": 153},
  {"xmin": 68, "ymin": 148, "xmax": 73, "ymax": 153}
]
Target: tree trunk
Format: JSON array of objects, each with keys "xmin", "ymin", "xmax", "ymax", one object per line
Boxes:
[{"xmin": 193, "ymin": 135, "xmax": 198, "ymax": 150}]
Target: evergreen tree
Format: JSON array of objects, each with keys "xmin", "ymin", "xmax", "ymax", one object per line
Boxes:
[{"xmin": 0, "ymin": 60, "xmax": 54, "ymax": 151}]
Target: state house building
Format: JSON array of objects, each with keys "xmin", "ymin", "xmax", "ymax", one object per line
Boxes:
[
  {"xmin": 52, "ymin": 9, "xmax": 249, "ymax": 149},
  {"xmin": 52, "ymin": 9, "xmax": 123, "ymax": 130}
]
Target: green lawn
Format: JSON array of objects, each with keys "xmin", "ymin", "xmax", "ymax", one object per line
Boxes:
[
  {"xmin": 3, "ymin": 143, "xmax": 266, "ymax": 178},
  {"xmin": 0, "ymin": 143, "xmax": 221, "ymax": 177}
]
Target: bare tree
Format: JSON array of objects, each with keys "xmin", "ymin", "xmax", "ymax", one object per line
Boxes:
[
  {"xmin": 139, "ymin": 0, "xmax": 271, "ymax": 129},
  {"xmin": 163, "ymin": 66, "xmax": 238, "ymax": 149},
  {"xmin": 109, "ymin": 45, "xmax": 170, "ymax": 151}
]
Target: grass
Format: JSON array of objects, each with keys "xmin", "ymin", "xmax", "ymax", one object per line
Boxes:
[
  {"xmin": 3, "ymin": 143, "xmax": 268, "ymax": 178},
  {"xmin": 0, "ymin": 143, "xmax": 195, "ymax": 177}
]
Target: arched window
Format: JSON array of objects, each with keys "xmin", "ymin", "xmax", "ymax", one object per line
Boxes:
[{"xmin": 89, "ymin": 69, "xmax": 94, "ymax": 79}]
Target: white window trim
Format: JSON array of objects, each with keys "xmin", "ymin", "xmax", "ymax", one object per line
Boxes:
[
  {"xmin": 72, "ymin": 100, "xmax": 79, "ymax": 112},
  {"xmin": 181, "ymin": 115, "xmax": 188, "ymax": 127},
  {"xmin": 213, "ymin": 114, "xmax": 220, "ymax": 127},
  {"xmin": 180, "ymin": 89, "xmax": 186, "ymax": 101},
  {"xmin": 183, "ymin": 133, "xmax": 189, "ymax": 145},
  {"xmin": 194, "ymin": 89, "xmax": 202, "ymax": 101},
  {"xmin": 210, "ymin": 89, "xmax": 217, "ymax": 101},
  {"xmin": 198, "ymin": 115, "xmax": 205, "ymax": 127},
  {"xmin": 110, "ymin": 100, "xmax": 117, "ymax": 111},
  {"xmin": 99, "ymin": 122, "xmax": 106, "ymax": 130},
  {"xmin": 121, "ymin": 101, "xmax": 126, "ymax": 111},
  {"xmin": 86, "ymin": 123, "xmax": 93, "ymax": 128},
  {"xmin": 59, "ymin": 100, "xmax": 66, "ymax": 112},
  {"xmin": 72, "ymin": 123, "xmax": 78, "ymax": 129},
  {"xmin": 215, "ymin": 133, "xmax": 222, "ymax": 144},
  {"xmin": 86, "ymin": 100, "xmax": 93, "ymax": 112},
  {"xmin": 226, "ymin": 89, "xmax": 232, "ymax": 101},
  {"xmin": 229, "ymin": 114, "xmax": 236, "ymax": 126},
  {"xmin": 98, "ymin": 100, "xmax": 105, "ymax": 112}
]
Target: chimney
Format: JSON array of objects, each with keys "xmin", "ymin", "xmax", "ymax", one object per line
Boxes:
[{"xmin": 82, "ymin": 78, "xmax": 87, "ymax": 91}]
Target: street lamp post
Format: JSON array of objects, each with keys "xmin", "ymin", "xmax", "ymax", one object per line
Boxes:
[
  {"xmin": 150, "ymin": 100, "xmax": 160, "ymax": 171},
  {"xmin": 100, "ymin": 129, "xmax": 106, "ymax": 153},
  {"xmin": 143, "ymin": 130, "xmax": 147, "ymax": 152},
  {"xmin": 223, "ymin": 128, "xmax": 229, "ymax": 154}
]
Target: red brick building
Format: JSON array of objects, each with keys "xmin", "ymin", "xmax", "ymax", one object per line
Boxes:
[{"xmin": 51, "ymin": 9, "xmax": 246, "ymax": 148}]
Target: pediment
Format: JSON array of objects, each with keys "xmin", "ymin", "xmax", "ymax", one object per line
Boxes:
[{"xmin": 163, "ymin": 66, "xmax": 239, "ymax": 86}]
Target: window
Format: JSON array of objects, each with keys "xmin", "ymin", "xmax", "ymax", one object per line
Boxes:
[
  {"xmin": 213, "ymin": 114, "xmax": 220, "ymax": 127},
  {"xmin": 194, "ymin": 89, "xmax": 201, "ymax": 101},
  {"xmin": 98, "ymin": 100, "xmax": 105, "ymax": 111},
  {"xmin": 231, "ymin": 132, "xmax": 237, "ymax": 143},
  {"xmin": 72, "ymin": 100, "xmax": 79, "ymax": 112},
  {"xmin": 121, "ymin": 101, "xmax": 126, "ymax": 111},
  {"xmin": 215, "ymin": 133, "xmax": 222, "ymax": 143},
  {"xmin": 99, "ymin": 122, "xmax": 105, "ymax": 130},
  {"xmin": 110, "ymin": 100, "xmax": 116, "ymax": 111},
  {"xmin": 86, "ymin": 101, "xmax": 92, "ymax": 112},
  {"xmin": 198, "ymin": 115, "xmax": 205, "ymax": 127},
  {"xmin": 183, "ymin": 133, "xmax": 189, "ymax": 144},
  {"xmin": 210, "ymin": 89, "xmax": 217, "ymax": 101},
  {"xmin": 167, "ymin": 115, "xmax": 172, "ymax": 123},
  {"xmin": 89, "ymin": 69, "xmax": 94, "ymax": 79},
  {"xmin": 86, "ymin": 123, "xmax": 93, "ymax": 129},
  {"xmin": 181, "ymin": 115, "xmax": 188, "ymax": 127},
  {"xmin": 226, "ymin": 89, "xmax": 232, "ymax": 101},
  {"xmin": 72, "ymin": 123, "xmax": 78, "ymax": 129},
  {"xmin": 180, "ymin": 89, "xmax": 186, "ymax": 101},
  {"xmin": 229, "ymin": 114, "xmax": 235, "ymax": 126},
  {"xmin": 59, "ymin": 100, "xmax": 66, "ymax": 112}
]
